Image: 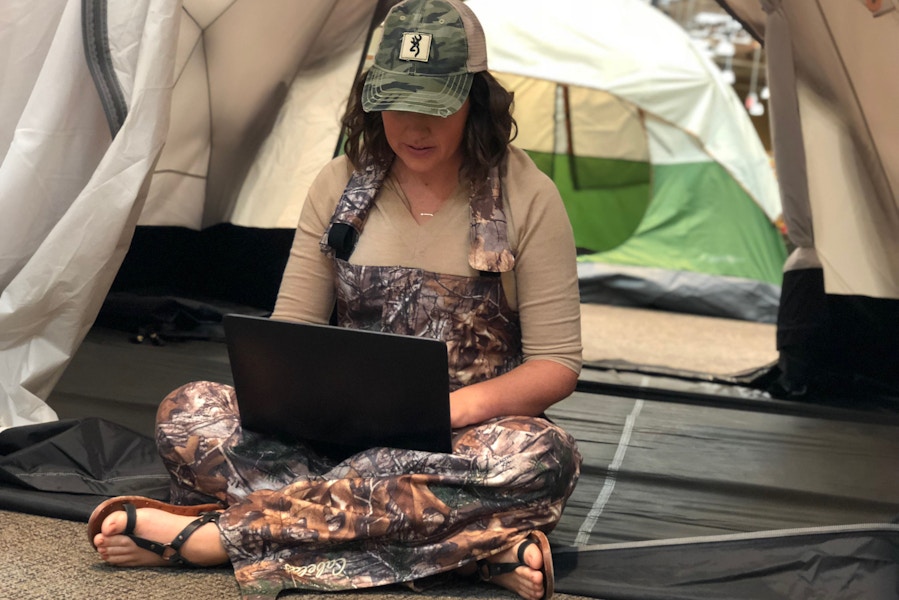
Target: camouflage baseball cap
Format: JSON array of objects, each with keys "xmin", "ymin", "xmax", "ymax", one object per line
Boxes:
[{"xmin": 362, "ymin": 0, "xmax": 487, "ymax": 117}]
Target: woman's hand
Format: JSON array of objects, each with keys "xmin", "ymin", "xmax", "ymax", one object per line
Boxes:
[{"xmin": 448, "ymin": 360, "xmax": 578, "ymax": 429}]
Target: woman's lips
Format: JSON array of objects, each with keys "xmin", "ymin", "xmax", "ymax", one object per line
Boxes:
[{"xmin": 405, "ymin": 144, "xmax": 433, "ymax": 156}]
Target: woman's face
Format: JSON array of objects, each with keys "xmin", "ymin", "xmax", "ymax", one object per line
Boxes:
[{"xmin": 381, "ymin": 100, "xmax": 469, "ymax": 177}]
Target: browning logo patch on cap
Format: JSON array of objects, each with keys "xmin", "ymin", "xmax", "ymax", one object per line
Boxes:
[{"xmin": 399, "ymin": 32, "xmax": 432, "ymax": 62}]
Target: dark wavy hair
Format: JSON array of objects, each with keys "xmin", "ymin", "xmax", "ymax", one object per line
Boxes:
[{"xmin": 341, "ymin": 70, "xmax": 517, "ymax": 188}]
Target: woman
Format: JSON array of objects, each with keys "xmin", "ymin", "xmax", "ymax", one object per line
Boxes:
[{"xmin": 89, "ymin": 1, "xmax": 583, "ymax": 599}]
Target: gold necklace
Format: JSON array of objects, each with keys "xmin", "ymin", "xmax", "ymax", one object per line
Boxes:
[{"xmin": 392, "ymin": 174, "xmax": 440, "ymax": 218}]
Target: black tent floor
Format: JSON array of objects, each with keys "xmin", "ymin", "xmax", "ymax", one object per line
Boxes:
[{"xmin": 7, "ymin": 305, "xmax": 897, "ymax": 599}]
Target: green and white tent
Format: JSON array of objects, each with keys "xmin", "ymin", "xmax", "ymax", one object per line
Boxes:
[{"xmin": 470, "ymin": 0, "xmax": 787, "ymax": 322}]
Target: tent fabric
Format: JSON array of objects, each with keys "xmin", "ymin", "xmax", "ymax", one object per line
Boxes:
[
  {"xmin": 469, "ymin": 0, "xmax": 780, "ymax": 220},
  {"xmin": 0, "ymin": 0, "xmax": 180, "ymax": 430},
  {"xmin": 4, "ymin": 344, "xmax": 899, "ymax": 598},
  {"xmin": 724, "ymin": 0, "xmax": 899, "ymax": 299},
  {"xmin": 775, "ymin": 267, "xmax": 899, "ymax": 396},
  {"xmin": 577, "ymin": 263, "xmax": 780, "ymax": 323},
  {"xmin": 140, "ymin": 0, "xmax": 376, "ymax": 229},
  {"xmin": 579, "ymin": 159, "xmax": 785, "ymax": 285},
  {"xmin": 467, "ymin": 0, "xmax": 787, "ymax": 321},
  {"xmin": 0, "ymin": 418, "xmax": 168, "ymax": 521},
  {"xmin": 554, "ymin": 525, "xmax": 899, "ymax": 600},
  {"xmin": 719, "ymin": 0, "xmax": 899, "ymax": 396},
  {"xmin": 0, "ymin": 0, "xmax": 377, "ymax": 429}
]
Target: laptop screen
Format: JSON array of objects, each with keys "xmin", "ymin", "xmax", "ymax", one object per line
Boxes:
[{"xmin": 224, "ymin": 314, "xmax": 453, "ymax": 458}]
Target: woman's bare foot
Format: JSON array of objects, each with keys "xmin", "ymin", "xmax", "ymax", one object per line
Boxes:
[
  {"xmin": 477, "ymin": 536, "xmax": 548, "ymax": 600},
  {"xmin": 93, "ymin": 507, "xmax": 228, "ymax": 568}
]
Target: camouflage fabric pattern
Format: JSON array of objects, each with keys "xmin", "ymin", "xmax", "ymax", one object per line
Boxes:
[
  {"xmin": 318, "ymin": 165, "xmax": 387, "ymax": 247},
  {"xmin": 157, "ymin": 383, "xmax": 582, "ymax": 600},
  {"xmin": 362, "ymin": 0, "xmax": 481, "ymax": 116},
  {"xmin": 156, "ymin": 382, "xmax": 334, "ymax": 507},
  {"xmin": 336, "ymin": 266, "xmax": 520, "ymax": 390},
  {"xmin": 374, "ymin": 0, "xmax": 469, "ymax": 77},
  {"xmin": 324, "ymin": 163, "xmax": 520, "ymax": 389},
  {"xmin": 469, "ymin": 175, "xmax": 515, "ymax": 272}
]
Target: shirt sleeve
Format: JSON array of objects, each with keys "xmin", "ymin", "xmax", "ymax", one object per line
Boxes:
[
  {"xmin": 505, "ymin": 147, "xmax": 583, "ymax": 375},
  {"xmin": 271, "ymin": 157, "xmax": 351, "ymax": 324}
]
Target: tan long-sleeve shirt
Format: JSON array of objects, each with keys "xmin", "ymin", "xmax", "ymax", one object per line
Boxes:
[{"xmin": 273, "ymin": 146, "xmax": 582, "ymax": 375}]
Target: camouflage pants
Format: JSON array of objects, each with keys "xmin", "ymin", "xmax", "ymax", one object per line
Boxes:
[{"xmin": 156, "ymin": 381, "xmax": 582, "ymax": 600}]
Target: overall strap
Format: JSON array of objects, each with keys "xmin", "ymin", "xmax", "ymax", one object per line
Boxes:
[
  {"xmin": 320, "ymin": 163, "xmax": 389, "ymax": 260},
  {"xmin": 468, "ymin": 169, "xmax": 515, "ymax": 274}
]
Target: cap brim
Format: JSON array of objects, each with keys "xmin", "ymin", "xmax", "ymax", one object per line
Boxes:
[{"xmin": 362, "ymin": 65, "xmax": 472, "ymax": 117}]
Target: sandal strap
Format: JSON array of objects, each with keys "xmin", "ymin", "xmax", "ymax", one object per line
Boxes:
[
  {"xmin": 517, "ymin": 538, "xmax": 536, "ymax": 565},
  {"xmin": 124, "ymin": 502, "xmax": 138, "ymax": 536},
  {"xmin": 477, "ymin": 538, "xmax": 537, "ymax": 580},
  {"xmin": 121, "ymin": 503, "xmax": 221, "ymax": 567},
  {"xmin": 167, "ymin": 512, "xmax": 221, "ymax": 566}
]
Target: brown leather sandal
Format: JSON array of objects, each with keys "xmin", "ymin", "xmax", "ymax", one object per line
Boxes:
[
  {"xmin": 476, "ymin": 530, "xmax": 555, "ymax": 600},
  {"xmin": 88, "ymin": 495, "xmax": 223, "ymax": 567}
]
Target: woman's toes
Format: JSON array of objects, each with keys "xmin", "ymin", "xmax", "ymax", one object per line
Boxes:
[{"xmin": 100, "ymin": 510, "xmax": 129, "ymax": 538}]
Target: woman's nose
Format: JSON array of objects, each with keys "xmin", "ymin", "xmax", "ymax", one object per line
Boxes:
[{"xmin": 397, "ymin": 111, "xmax": 433, "ymax": 130}]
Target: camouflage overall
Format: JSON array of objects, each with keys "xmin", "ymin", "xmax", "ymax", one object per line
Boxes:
[{"xmin": 156, "ymin": 164, "xmax": 582, "ymax": 600}]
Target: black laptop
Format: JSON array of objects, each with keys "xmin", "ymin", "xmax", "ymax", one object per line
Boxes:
[{"xmin": 223, "ymin": 314, "xmax": 453, "ymax": 457}]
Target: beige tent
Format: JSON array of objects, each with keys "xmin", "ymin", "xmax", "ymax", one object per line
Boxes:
[
  {"xmin": 719, "ymin": 0, "xmax": 899, "ymax": 396},
  {"xmin": 0, "ymin": 0, "xmax": 378, "ymax": 428}
]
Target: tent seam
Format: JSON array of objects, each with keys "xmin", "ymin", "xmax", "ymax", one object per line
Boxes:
[{"xmin": 81, "ymin": 0, "xmax": 128, "ymax": 136}]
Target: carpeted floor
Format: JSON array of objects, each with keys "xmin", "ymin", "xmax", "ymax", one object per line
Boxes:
[
  {"xmin": 1, "ymin": 509, "xmax": 565, "ymax": 600},
  {"xmin": 579, "ymin": 303, "xmax": 776, "ymax": 374},
  {"xmin": 0, "ymin": 510, "xmax": 241, "ymax": 600}
]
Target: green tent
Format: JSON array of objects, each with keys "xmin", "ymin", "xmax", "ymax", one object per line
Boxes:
[{"xmin": 471, "ymin": 0, "xmax": 787, "ymax": 322}]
